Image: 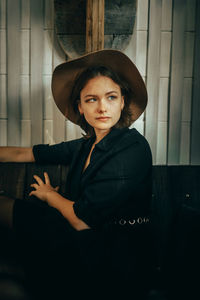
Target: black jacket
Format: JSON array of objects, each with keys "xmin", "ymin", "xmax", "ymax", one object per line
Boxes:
[
  {"xmin": 28, "ymin": 127, "xmax": 154, "ymax": 298},
  {"xmin": 33, "ymin": 127, "xmax": 152, "ymax": 229}
]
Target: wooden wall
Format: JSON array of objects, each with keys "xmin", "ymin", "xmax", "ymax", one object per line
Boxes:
[{"xmin": 0, "ymin": 0, "xmax": 199, "ymax": 165}]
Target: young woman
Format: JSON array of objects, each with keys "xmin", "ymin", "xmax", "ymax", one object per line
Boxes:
[{"xmin": 0, "ymin": 50, "xmax": 154, "ymax": 299}]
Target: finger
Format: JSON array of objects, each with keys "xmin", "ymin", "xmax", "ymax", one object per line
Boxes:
[
  {"xmin": 29, "ymin": 191, "xmax": 36, "ymax": 197},
  {"xmin": 44, "ymin": 172, "xmax": 51, "ymax": 185},
  {"xmin": 30, "ymin": 183, "xmax": 39, "ymax": 190},
  {"xmin": 33, "ymin": 175, "xmax": 44, "ymax": 186},
  {"xmin": 55, "ymin": 186, "xmax": 59, "ymax": 192}
]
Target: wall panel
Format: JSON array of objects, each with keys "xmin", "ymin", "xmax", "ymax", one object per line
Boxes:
[
  {"xmin": 0, "ymin": 0, "xmax": 199, "ymax": 164},
  {"xmin": 7, "ymin": 0, "xmax": 21, "ymax": 146},
  {"xmin": 146, "ymin": 0, "xmax": 162, "ymax": 162},
  {"xmin": 191, "ymin": 0, "xmax": 200, "ymax": 164},
  {"xmin": 30, "ymin": 0, "xmax": 44, "ymax": 145},
  {"xmin": 168, "ymin": 0, "xmax": 186, "ymax": 164}
]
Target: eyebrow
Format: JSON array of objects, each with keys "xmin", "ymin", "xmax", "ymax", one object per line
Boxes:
[{"xmin": 83, "ymin": 91, "xmax": 118, "ymax": 99}]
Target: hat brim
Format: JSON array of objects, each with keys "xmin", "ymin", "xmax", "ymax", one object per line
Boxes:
[{"xmin": 51, "ymin": 49, "xmax": 147, "ymax": 125}]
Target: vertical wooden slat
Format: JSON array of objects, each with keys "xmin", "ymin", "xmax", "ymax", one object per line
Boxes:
[
  {"xmin": 21, "ymin": 30, "xmax": 30, "ymax": 75},
  {"xmin": 43, "ymin": 30, "xmax": 53, "ymax": 75},
  {"xmin": 20, "ymin": 0, "xmax": 31, "ymax": 147},
  {"xmin": 0, "ymin": 74, "xmax": 6, "ymax": 118},
  {"xmin": 0, "ymin": 0, "xmax": 7, "ymax": 146},
  {"xmin": 7, "ymin": 0, "xmax": 21, "ymax": 146},
  {"xmin": 137, "ymin": 0, "xmax": 149, "ymax": 30},
  {"xmin": 66, "ymin": 120, "xmax": 78, "ymax": 141},
  {"xmin": 20, "ymin": 75, "xmax": 30, "ymax": 120},
  {"xmin": 180, "ymin": 78, "xmax": 192, "ymax": 164},
  {"xmin": 52, "ymin": 0, "xmax": 66, "ymax": 143},
  {"xmin": 133, "ymin": 0, "xmax": 149, "ymax": 135},
  {"xmin": 136, "ymin": 31, "xmax": 148, "ymax": 77},
  {"xmin": 21, "ymin": 120, "xmax": 31, "ymax": 146},
  {"xmin": 184, "ymin": 32, "xmax": 195, "ymax": 77},
  {"xmin": 0, "ymin": 119, "xmax": 7, "ymax": 145},
  {"xmin": 86, "ymin": 0, "xmax": 104, "ymax": 53},
  {"xmin": 160, "ymin": 32, "xmax": 171, "ymax": 77},
  {"xmin": 30, "ymin": 0, "xmax": 44, "ymax": 145},
  {"xmin": 161, "ymin": 0, "xmax": 172, "ymax": 30},
  {"xmin": 0, "ymin": 0, "xmax": 6, "ymax": 28},
  {"xmin": 156, "ymin": 30, "xmax": 171, "ymax": 164},
  {"xmin": 44, "ymin": 119, "xmax": 53, "ymax": 144},
  {"xmin": 145, "ymin": 0, "xmax": 162, "ymax": 163},
  {"xmin": 156, "ymin": 78, "xmax": 169, "ymax": 164},
  {"xmin": 43, "ymin": 75, "xmax": 53, "ymax": 120},
  {"xmin": 86, "ymin": 0, "xmax": 92, "ymax": 53},
  {"xmin": 21, "ymin": 0, "xmax": 30, "ymax": 29},
  {"xmin": 98, "ymin": 0, "xmax": 104, "ymax": 50},
  {"xmin": 0, "ymin": 2, "xmax": 6, "ymax": 121},
  {"xmin": 191, "ymin": 0, "xmax": 200, "ymax": 164},
  {"xmin": 0, "ymin": 28, "xmax": 6, "ymax": 73},
  {"xmin": 44, "ymin": 0, "xmax": 53, "ymax": 30},
  {"xmin": 186, "ymin": 0, "xmax": 196, "ymax": 31},
  {"xmin": 168, "ymin": 0, "xmax": 186, "ymax": 164}
]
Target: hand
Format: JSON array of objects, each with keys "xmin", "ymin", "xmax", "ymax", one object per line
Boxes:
[{"xmin": 29, "ymin": 172, "xmax": 59, "ymax": 202}]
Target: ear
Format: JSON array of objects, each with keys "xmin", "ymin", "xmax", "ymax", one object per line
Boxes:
[
  {"xmin": 78, "ymin": 101, "xmax": 83, "ymax": 115},
  {"xmin": 121, "ymin": 96, "xmax": 125, "ymax": 110}
]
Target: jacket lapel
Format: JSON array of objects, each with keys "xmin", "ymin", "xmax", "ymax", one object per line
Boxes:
[{"xmin": 81, "ymin": 128, "xmax": 135, "ymax": 187}]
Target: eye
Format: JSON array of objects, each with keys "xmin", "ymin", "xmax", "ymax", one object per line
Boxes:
[
  {"xmin": 108, "ymin": 95, "xmax": 117, "ymax": 100},
  {"xmin": 86, "ymin": 98, "xmax": 96, "ymax": 103}
]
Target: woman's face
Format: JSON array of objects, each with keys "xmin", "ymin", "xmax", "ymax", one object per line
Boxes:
[{"xmin": 78, "ymin": 76, "xmax": 124, "ymax": 136}]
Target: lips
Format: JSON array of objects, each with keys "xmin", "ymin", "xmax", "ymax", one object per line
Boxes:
[{"xmin": 96, "ymin": 117, "xmax": 110, "ymax": 120}]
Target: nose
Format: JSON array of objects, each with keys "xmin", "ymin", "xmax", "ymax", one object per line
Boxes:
[{"xmin": 97, "ymin": 99, "xmax": 107, "ymax": 113}]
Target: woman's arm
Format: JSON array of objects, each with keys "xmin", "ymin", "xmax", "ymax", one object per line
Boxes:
[
  {"xmin": 29, "ymin": 172, "xmax": 90, "ymax": 231},
  {"xmin": 0, "ymin": 147, "xmax": 35, "ymax": 162}
]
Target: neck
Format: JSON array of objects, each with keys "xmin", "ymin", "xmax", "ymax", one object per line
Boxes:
[{"xmin": 94, "ymin": 129, "xmax": 111, "ymax": 144}]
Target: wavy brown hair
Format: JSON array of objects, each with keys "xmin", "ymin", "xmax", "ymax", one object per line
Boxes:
[{"xmin": 71, "ymin": 66, "xmax": 133, "ymax": 137}]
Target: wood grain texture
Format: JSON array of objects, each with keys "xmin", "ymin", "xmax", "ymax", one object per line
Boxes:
[
  {"xmin": 43, "ymin": 29, "xmax": 53, "ymax": 75},
  {"xmin": 20, "ymin": 75, "xmax": 30, "ymax": 120},
  {"xmin": 184, "ymin": 32, "xmax": 195, "ymax": 77},
  {"xmin": 137, "ymin": 0, "xmax": 149, "ymax": 30},
  {"xmin": 0, "ymin": 119, "xmax": 7, "ymax": 145},
  {"xmin": 52, "ymin": 29, "xmax": 66, "ymax": 143},
  {"xmin": 0, "ymin": 0, "xmax": 6, "ymax": 29},
  {"xmin": 145, "ymin": 0, "xmax": 162, "ymax": 163},
  {"xmin": 0, "ymin": 29, "xmax": 6, "ymax": 73},
  {"xmin": 191, "ymin": 0, "xmax": 200, "ymax": 164},
  {"xmin": 186, "ymin": 0, "xmax": 196, "ymax": 31},
  {"xmin": 21, "ymin": 0, "xmax": 30, "ymax": 29},
  {"xmin": 7, "ymin": 0, "xmax": 21, "ymax": 146},
  {"xmin": 136, "ymin": 31, "xmax": 148, "ymax": 76},
  {"xmin": 43, "ymin": 75, "xmax": 53, "ymax": 120},
  {"xmin": 44, "ymin": 120, "xmax": 54, "ymax": 144},
  {"xmin": 30, "ymin": 0, "xmax": 44, "ymax": 145},
  {"xmin": 86, "ymin": 0, "xmax": 104, "ymax": 52},
  {"xmin": 161, "ymin": 0, "xmax": 172, "ymax": 31},
  {"xmin": 45, "ymin": 0, "xmax": 53, "ymax": 30},
  {"xmin": 168, "ymin": 0, "xmax": 186, "ymax": 164},
  {"xmin": 21, "ymin": 120, "xmax": 31, "ymax": 147},
  {"xmin": 160, "ymin": 32, "xmax": 171, "ymax": 77},
  {"xmin": 0, "ymin": 74, "xmax": 6, "ymax": 118},
  {"xmin": 21, "ymin": 29, "xmax": 30, "ymax": 75}
]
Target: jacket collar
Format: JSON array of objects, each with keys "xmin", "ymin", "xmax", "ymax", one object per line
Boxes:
[{"xmin": 92, "ymin": 127, "xmax": 130, "ymax": 152}]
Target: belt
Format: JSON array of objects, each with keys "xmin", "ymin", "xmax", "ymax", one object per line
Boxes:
[{"xmin": 112, "ymin": 216, "xmax": 150, "ymax": 226}]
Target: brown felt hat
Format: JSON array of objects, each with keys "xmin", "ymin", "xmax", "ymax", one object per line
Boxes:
[{"xmin": 51, "ymin": 49, "xmax": 147, "ymax": 125}]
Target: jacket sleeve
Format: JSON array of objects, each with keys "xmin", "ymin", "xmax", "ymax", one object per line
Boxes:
[
  {"xmin": 32, "ymin": 138, "xmax": 84, "ymax": 164},
  {"xmin": 73, "ymin": 137, "xmax": 152, "ymax": 228}
]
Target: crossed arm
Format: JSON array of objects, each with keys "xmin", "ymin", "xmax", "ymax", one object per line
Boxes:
[{"xmin": 0, "ymin": 147, "xmax": 90, "ymax": 231}]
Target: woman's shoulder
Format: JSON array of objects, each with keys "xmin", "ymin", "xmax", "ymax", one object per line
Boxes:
[{"xmin": 117, "ymin": 127, "xmax": 151, "ymax": 150}]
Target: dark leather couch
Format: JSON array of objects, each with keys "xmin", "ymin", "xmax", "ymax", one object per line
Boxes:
[{"xmin": 0, "ymin": 163, "xmax": 200, "ymax": 299}]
